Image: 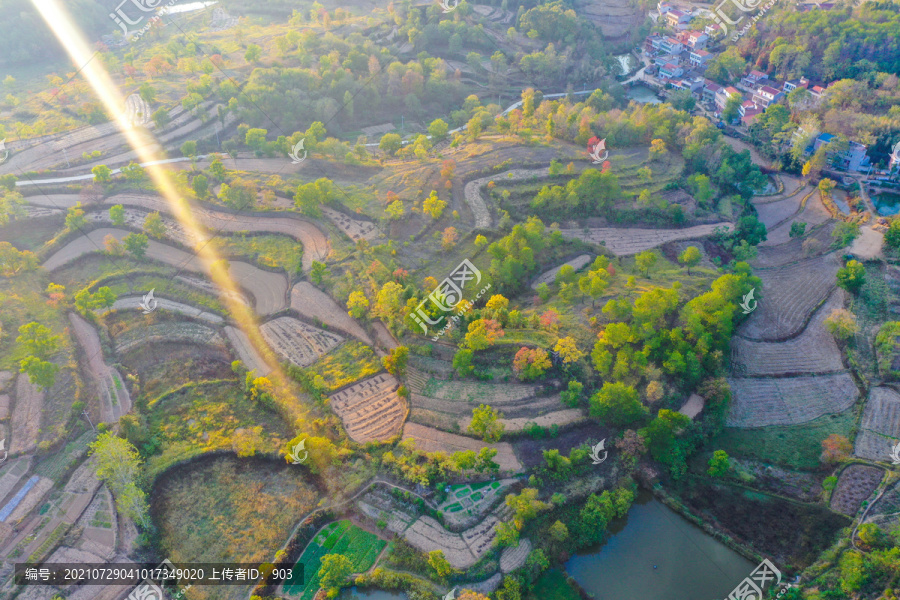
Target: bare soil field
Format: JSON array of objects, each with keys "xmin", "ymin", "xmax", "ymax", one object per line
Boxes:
[
  {"xmin": 738, "ymin": 253, "xmax": 840, "ymax": 341},
  {"xmin": 290, "ymin": 282, "xmax": 372, "ymax": 344},
  {"xmin": 831, "ymin": 465, "xmax": 883, "ymax": 516},
  {"xmin": 320, "ymin": 206, "xmax": 380, "ymax": 242},
  {"xmin": 465, "ymin": 167, "xmax": 550, "ymax": 228},
  {"xmin": 103, "ymin": 295, "xmax": 225, "ymax": 324},
  {"xmin": 731, "ymin": 289, "xmax": 846, "ymax": 377},
  {"xmin": 461, "ymin": 409, "xmax": 586, "ymax": 433},
  {"xmin": 730, "ymin": 458, "xmax": 823, "ymax": 502},
  {"xmin": 726, "ymin": 372, "xmax": 859, "ymax": 428},
  {"xmin": 530, "ymin": 254, "xmax": 592, "ymax": 289},
  {"xmin": 761, "ymin": 193, "xmax": 831, "ymax": 247},
  {"xmin": 754, "ymin": 186, "xmax": 813, "ymax": 231},
  {"xmin": 753, "ymin": 222, "xmax": 836, "ymax": 268},
  {"xmin": 113, "ymin": 321, "xmax": 225, "ymax": 354},
  {"xmin": 329, "ymin": 374, "xmax": 407, "ymax": 443},
  {"xmin": 224, "ymin": 326, "xmax": 272, "ymax": 376},
  {"xmin": 43, "ymin": 228, "xmax": 289, "ymax": 314},
  {"xmin": 260, "ymin": 317, "xmax": 344, "ymax": 367},
  {"xmin": 511, "ymin": 421, "xmax": 611, "ymax": 468},
  {"xmin": 849, "ymin": 225, "xmax": 884, "ymax": 260},
  {"xmin": 500, "ymin": 538, "xmax": 532, "ymax": 573},
  {"xmin": 559, "ymin": 222, "xmax": 733, "ymax": 256},
  {"xmin": 69, "ymin": 313, "xmax": 132, "ymax": 423},
  {"xmin": 855, "ymin": 387, "xmax": 900, "ymax": 461},
  {"xmin": 403, "ymin": 516, "xmax": 479, "ymax": 569},
  {"xmin": 9, "ymin": 375, "xmax": 43, "ymax": 455},
  {"xmin": 402, "ymin": 422, "xmax": 522, "ymax": 472}
]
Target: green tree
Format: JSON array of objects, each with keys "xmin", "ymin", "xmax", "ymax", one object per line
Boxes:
[
  {"xmin": 468, "ymin": 403, "xmax": 504, "ymax": 442},
  {"xmin": 92, "ymin": 164, "xmax": 113, "ymax": 183},
  {"xmin": 310, "ymin": 260, "xmax": 328, "ymax": 285},
  {"xmin": 89, "ymin": 432, "xmax": 150, "ymax": 526},
  {"xmin": 634, "ymin": 250, "xmax": 657, "ymax": 277},
  {"xmin": 722, "ymin": 94, "xmax": 742, "ymax": 125},
  {"xmin": 109, "ymin": 204, "xmax": 125, "ymax": 227},
  {"xmin": 142, "ymin": 211, "xmax": 166, "ymax": 239},
  {"xmin": 65, "ymin": 202, "xmax": 87, "ymax": 230},
  {"xmin": 837, "ymin": 260, "xmax": 865, "ymax": 293},
  {"xmin": 789, "ymin": 221, "xmax": 807, "ymax": 238},
  {"xmin": 427, "ymin": 550, "xmax": 454, "ymax": 578},
  {"xmin": 385, "ymin": 199, "xmax": 405, "ymax": 220},
  {"xmin": 347, "ymin": 290, "xmax": 369, "ymax": 318},
  {"xmin": 151, "ymin": 107, "xmax": 171, "ymax": 129},
  {"xmin": 180, "ymin": 140, "xmax": 198, "ymax": 158},
  {"xmin": 453, "ymin": 348, "xmax": 474, "ymax": 376},
  {"xmin": 19, "ymin": 356, "xmax": 59, "ymax": 390},
  {"xmin": 590, "ymin": 382, "xmax": 647, "ymax": 426},
  {"xmin": 120, "ymin": 161, "xmax": 145, "ymax": 182},
  {"xmin": 678, "ymin": 246, "xmax": 701, "ymax": 274},
  {"xmin": 244, "ymin": 44, "xmax": 262, "ymax": 63},
  {"xmin": 192, "ymin": 174, "xmax": 209, "ymax": 198},
  {"xmin": 707, "ymin": 450, "xmax": 730, "ymax": 477},
  {"xmin": 373, "ymin": 281, "xmax": 405, "ymax": 327},
  {"xmin": 318, "ymin": 553, "xmax": 353, "ymax": 591},
  {"xmin": 382, "ymin": 346, "xmax": 409, "ymax": 377},
  {"xmin": 17, "ymin": 322, "xmax": 60, "ymax": 358},
  {"xmin": 379, "ymin": 133, "xmax": 403, "ymax": 155},
  {"xmin": 428, "ymin": 118, "xmax": 450, "ymax": 142},
  {"xmin": 123, "ymin": 233, "xmax": 149, "ymax": 259},
  {"xmin": 496, "ymin": 521, "xmax": 520, "ymax": 547},
  {"xmin": 884, "ymin": 219, "xmax": 900, "ymax": 250}
]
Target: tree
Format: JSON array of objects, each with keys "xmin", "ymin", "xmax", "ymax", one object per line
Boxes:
[
  {"xmin": 92, "ymin": 164, "xmax": 113, "ymax": 183},
  {"xmin": 180, "ymin": 140, "xmax": 198, "ymax": 158},
  {"xmin": 820, "ymin": 434, "xmax": 852, "ymax": 465},
  {"xmin": 441, "ymin": 227, "xmax": 459, "ymax": 249},
  {"xmin": 219, "ymin": 178, "xmax": 258, "ymax": 210},
  {"xmin": 192, "ymin": 174, "xmax": 209, "ymax": 198},
  {"xmin": 0, "ymin": 242, "xmax": 38, "ymax": 277},
  {"xmin": 89, "ymin": 432, "xmax": 150, "ymax": 527},
  {"xmin": 707, "ymin": 450, "xmax": 730, "ymax": 477},
  {"xmin": 318, "ymin": 554, "xmax": 353, "ymax": 591},
  {"xmin": 453, "ymin": 349, "xmax": 474, "ymax": 376},
  {"xmin": 468, "ymin": 404, "xmax": 504, "ymax": 442},
  {"xmin": 151, "ymin": 107, "xmax": 171, "ymax": 129},
  {"xmin": 722, "ymin": 94, "xmax": 742, "ymax": 125},
  {"xmin": 549, "ymin": 520, "xmax": 569, "ymax": 543},
  {"xmin": 554, "ymin": 337, "xmax": 583, "ymax": 364},
  {"xmin": 475, "ymin": 234, "xmax": 488, "ymax": 249},
  {"xmin": 142, "ymin": 212, "xmax": 166, "ymax": 239},
  {"xmin": 678, "ymin": 246, "xmax": 701, "ymax": 274},
  {"xmin": 385, "ymin": 199, "xmax": 404, "ymax": 220},
  {"xmin": 512, "ymin": 347, "xmax": 551, "ymax": 380},
  {"xmin": 310, "ymin": 260, "xmax": 328, "ymax": 285},
  {"xmin": 428, "ymin": 550, "xmax": 454, "ymax": 578},
  {"xmin": 464, "ymin": 319, "xmax": 504, "ymax": 350},
  {"xmin": 244, "ymin": 44, "xmax": 262, "ymax": 63},
  {"xmin": 0, "ymin": 189, "xmax": 24, "ymax": 226},
  {"xmin": 109, "ymin": 204, "xmax": 125, "ymax": 226},
  {"xmin": 19, "ymin": 356, "xmax": 59, "ymax": 390},
  {"xmin": 495, "ymin": 521, "xmax": 520, "ymax": 547},
  {"xmin": 634, "ymin": 250, "xmax": 657, "ymax": 277},
  {"xmin": 121, "ymin": 162, "xmax": 145, "ymax": 182},
  {"xmin": 884, "ymin": 220, "xmax": 900, "ymax": 250},
  {"xmin": 383, "ymin": 346, "xmax": 409, "ymax": 377},
  {"xmin": 379, "ymin": 133, "xmax": 403, "ymax": 155},
  {"xmin": 123, "ymin": 233, "xmax": 149, "ymax": 259},
  {"xmin": 347, "ymin": 290, "xmax": 369, "ymax": 318},
  {"xmin": 373, "ymin": 281, "xmax": 405, "ymax": 327},
  {"xmin": 423, "ymin": 190, "xmax": 447, "ymax": 219},
  {"xmin": 590, "ymin": 382, "xmax": 647, "ymax": 426},
  {"xmin": 836, "ymin": 260, "xmax": 865, "ymax": 293},
  {"xmin": 65, "ymin": 202, "xmax": 87, "ymax": 230},
  {"xmin": 17, "ymin": 322, "xmax": 60, "ymax": 358},
  {"xmin": 428, "ymin": 118, "xmax": 450, "ymax": 142},
  {"xmin": 789, "ymin": 221, "xmax": 807, "ymax": 238},
  {"xmin": 824, "ymin": 309, "xmax": 858, "ymax": 341}
]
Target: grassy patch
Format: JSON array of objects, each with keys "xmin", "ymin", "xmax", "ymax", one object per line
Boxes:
[
  {"xmin": 301, "ymin": 341, "xmax": 382, "ymax": 391},
  {"xmin": 211, "ymin": 234, "xmax": 304, "ymax": 275},
  {"xmin": 143, "ymin": 380, "xmax": 292, "ymax": 478},
  {"xmin": 711, "ymin": 408, "xmax": 857, "ymax": 470},
  {"xmin": 529, "ymin": 569, "xmax": 582, "ymax": 600},
  {"xmin": 0, "ymin": 270, "xmax": 70, "ymax": 370},
  {"xmin": 284, "ymin": 519, "xmax": 386, "ymax": 600},
  {"xmin": 34, "ymin": 428, "xmax": 96, "ymax": 480}
]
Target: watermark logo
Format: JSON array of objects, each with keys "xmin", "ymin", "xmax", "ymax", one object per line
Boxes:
[
  {"xmin": 890, "ymin": 441, "xmax": 900, "ymax": 465},
  {"xmin": 409, "ymin": 259, "xmax": 492, "ymax": 340},
  {"xmin": 728, "ymin": 559, "xmax": 793, "ymax": 599},
  {"xmin": 0, "ymin": 139, "xmax": 8, "ymax": 164},
  {"xmin": 140, "ymin": 289, "xmax": 158, "ymax": 314},
  {"xmin": 443, "ymin": 587, "xmax": 458, "ymax": 600},
  {"xmin": 589, "ymin": 439, "xmax": 608, "ymax": 465},
  {"xmin": 288, "ymin": 439, "xmax": 308, "ymax": 464},
  {"xmin": 0, "ymin": 438, "xmax": 7, "ymax": 464},
  {"xmin": 109, "ymin": 0, "xmax": 179, "ymax": 40},
  {"xmin": 440, "ymin": 0, "xmax": 459, "ymax": 13},
  {"xmin": 589, "ymin": 138, "xmax": 609, "ymax": 164},
  {"xmin": 289, "ymin": 138, "xmax": 307, "ymax": 164},
  {"xmin": 739, "ymin": 288, "xmax": 757, "ymax": 315},
  {"xmin": 698, "ymin": 0, "xmax": 780, "ymax": 41},
  {"xmin": 127, "ymin": 581, "xmax": 165, "ymax": 600}
]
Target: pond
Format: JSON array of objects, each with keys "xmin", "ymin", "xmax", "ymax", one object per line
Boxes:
[
  {"xmin": 626, "ymin": 84, "xmax": 661, "ymax": 104},
  {"xmin": 339, "ymin": 587, "xmax": 407, "ymax": 600},
  {"xmin": 874, "ymin": 190, "xmax": 900, "ymax": 216},
  {"xmin": 566, "ymin": 494, "xmax": 755, "ymax": 600}
]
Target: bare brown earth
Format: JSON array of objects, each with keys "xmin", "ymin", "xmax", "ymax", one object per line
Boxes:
[
  {"xmin": 103, "ymin": 295, "xmax": 224, "ymax": 325},
  {"xmin": 855, "ymin": 387, "xmax": 900, "ymax": 461},
  {"xmin": 260, "ymin": 316, "xmax": 344, "ymax": 367},
  {"xmin": 726, "ymin": 373, "xmax": 858, "ymax": 428},
  {"xmin": 559, "ymin": 222, "xmax": 733, "ymax": 256},
  {"xmin": 42, "ymin": 228, "xmax": 289, "ymax": 314},
  {"xmin": 290, "ymin": 282, "xmax": 372, "ymax": 344},
  {"xmin": 402, "ymin": 422, "xmax": 523, "ymax": 472},
  {"xmin": 9, "ymin": 375, "xmax": 42, "ymax": 456},
  {"xmin": 329, "ymin": 373, "xmax": 407, "ymax": 443},
  {"xmin": 223, "ymin": 326, "xmax": 272, "ymax": 376},
  {"xmin": 68, "ymin": 313, "xmax": 132, "ymax": 423},
  {"xmin": 831, "ymin": 465, "xmax": 883, "ymax": 516}
]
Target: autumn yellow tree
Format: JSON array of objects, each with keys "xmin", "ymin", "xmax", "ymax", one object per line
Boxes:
[{"xmin": 554, "ymin": 337, "xmax": 584, "ymax": 363}]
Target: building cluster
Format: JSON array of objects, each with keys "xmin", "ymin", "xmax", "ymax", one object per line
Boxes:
[{"xmin": 635, "ymin": 1, "xmax": 874, "ymax": 173}]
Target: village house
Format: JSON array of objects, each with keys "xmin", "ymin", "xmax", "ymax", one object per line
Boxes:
[
  {"xmin": 666, "ymin": 8, "xmax": 693, "ymax": 29},
  {"xmin": 739, "ymin": 101, "xmax": 764, "ymax": 125},
  {"xmin": 659, "ymin": 63, "xmax": 685, "ymax": 80},
  {"xmin": 752, "ymin": 85, "xmax": 785, "ymax": 109},
  {"xmin": 715, "ymin": 86, "xmax": 742, "ymax": 111},
  {"xmin": 806, "ymin": 132, "xmax": 872, "ymax": 172},
  {"xmin": 702, "ymin": 80, "xmax": 721, "ymax": 104},
  {"xmin": 783, "ymin": 77, "xmax": 809, "ymax": 93},
  {"xmin": 689, "ymin": 49, "xmax": 712, "ymax": 69}
]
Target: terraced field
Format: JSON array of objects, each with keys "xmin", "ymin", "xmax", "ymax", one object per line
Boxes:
[
  {"xmin": 260, "ymin": 317, "xmax": 344, "ymax": 368},
  {"xmin": 329, "ymin": 373, "xmax": 407, "ymax": 443},
  {"xmin": 738, "ymin": 253, "xmax": 840, "ymax": 341},
  {"xmin": 102, "ymin": 295, "xmax": 225, "ymax": 325},
  {"xmin": 761, "ymin": 192, "xmax": 832, "ymax": 247},
  {"xmin": 404, "ymin": 513, "xmax": 500, "ymax": 569},
  {"xmin": 114, "ymin": 321, "xmax": 225, "ymax": 354},
  {"xmin": 559, "ymin": 222, "xmax": 732, "ymax": 256},
  {"xmin": 731, "ymin": 290, "xmax": 846, "ymax": 377},
  {"xmin": 290, "ymin": 282, "xmax": 372, "ymax": 345},
  {"xmin": 726, "ymin": 373, "xmax": 859, "ymax": 428},
  {"xmin": 402, "ymin": 423, "xmax": 522, "ymax": 472},
  {"xmin": 530, "ymin": 254, "xmax": 592, "ymax": 289},
  {"xmin": 855, "ymin": 387, "xmax": 900, "ymax": 461},
  {"xmin": 754, "ymin": 185, "xmax": 814, "ymax": 231},
  {"xmin": 753, "ymin": 222, "xmax": 836, "ymax": 269}
]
